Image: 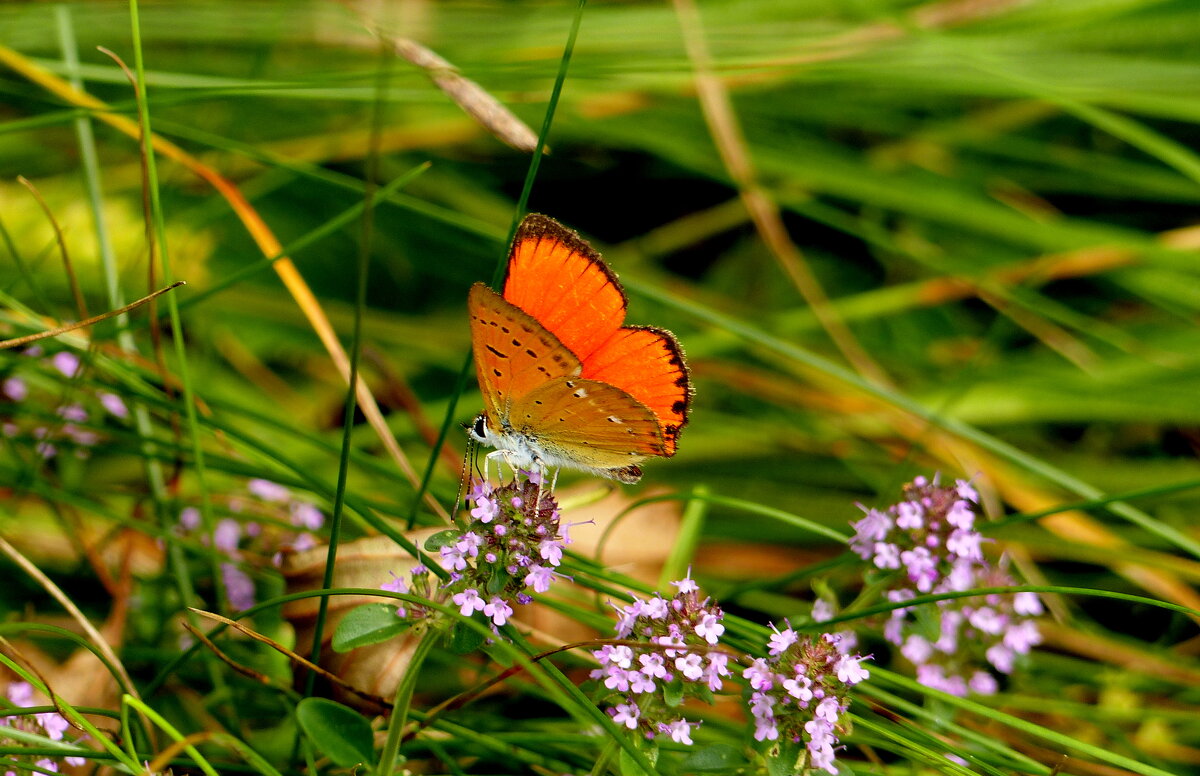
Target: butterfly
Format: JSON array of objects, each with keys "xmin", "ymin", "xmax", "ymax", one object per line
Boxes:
[{"xmin": 467, "ymin": 214, "xmax": 692, "ymax": 484}]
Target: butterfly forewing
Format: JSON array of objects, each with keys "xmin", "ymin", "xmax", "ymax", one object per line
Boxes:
[
  {"xmin": 581, "ymin": 326, "xmax": 691, "ymax": 456},
  {"xmin": 503, "ymin": 215, "xmax": 627, "ymax": 363},
  {"xmin": 467, "ymin": 283, "xmax": 581, "ymax": 425},
  {"xmin": 509, "ymin": 377, "xmax": 666, "ymax": 472}
]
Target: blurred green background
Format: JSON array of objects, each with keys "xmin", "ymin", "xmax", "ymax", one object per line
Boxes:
[{"xmin": 2, "ymin": 0, "xmax": 1200, "ymax": 769}]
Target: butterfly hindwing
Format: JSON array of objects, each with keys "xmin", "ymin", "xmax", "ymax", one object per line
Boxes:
[
  {"xmin": 467, "ymin": 283, "xmax": 581, "ymax": 426},
  {"xmin": 503, "ymin": 214, "xmax": 627, "ymax": 363},
  {"xmin": 508, "ymin": 377, "xmax": 666, "ymax": 473},
  {"xmin": 581, "ymin": 326, "xmax": 692, "ymax": 456}
]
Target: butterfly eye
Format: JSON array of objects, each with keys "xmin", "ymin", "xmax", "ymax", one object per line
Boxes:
[{"xmin": 471, "ymin": 415, "xmax": 488, "ymax": 440}]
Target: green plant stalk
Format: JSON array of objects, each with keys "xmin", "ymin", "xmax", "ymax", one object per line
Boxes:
[
  {"xmin": 204, "ymin": 733, "xmax": 286, "ymax": 776},
  {"xmin": 55, "ymin": 17, "xmax": 182, "ymax": 746},
  {"xmin": 126, "ymin": 0, "xmax": 235, "ymax": 720},
  {"xmin": 850, "ymin": 714, "xmax": 982, "ymax": 776},
  {"xmin": 0, "ymin": 622, "xmax": 133, "ymax": 697},
  {"xmin": 125, "ymin": 0, "xmax": 222, "ymax": 595},
  {"xmin": 117, "ymin": 701, "xmax": 140, "ymax": 767},
  {"xmin": 856, "ymin": 685, "xmax": 1044, "ymax": 772},
  {"xmin": 0, "ymin": 215, "xmax": 51, "ymax": 313},
  {"xmin": 304, "ymin": 40, "xmax": 392, "ymax": 697},
  {"xmin": 407, "ymin": 0, "xmax": 590, "ymax": 530},
  {"xmin": 0, "ymin": 655, "xmax": 140, "ymax": 773},
  {"xmin": 122, "ymin": 695, "xmax": 220, "ymax": 776},
  {"xmin": 815, "ymin": 584, "xmax": 1200, "ymax": 631},
  {"xmin": 659, "ymin": 485, "xmax": 707, "ymax": 587},
  {"xmin": 375, "ymin": 632, "xmax": 437, "ymax": 775}
]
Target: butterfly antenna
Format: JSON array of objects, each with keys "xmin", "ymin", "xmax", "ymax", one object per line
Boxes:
[{"xmin": 453, "ymin": 436, "xmax": 475, "ymax": 523}]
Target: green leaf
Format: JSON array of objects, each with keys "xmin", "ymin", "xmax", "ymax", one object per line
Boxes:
[
  {"xmin": 447, "ymin": 619, "xmax": 486, "ymax": 654},
  {"xmin": 619, "ymin": 739, "xmax": 657, "ymax": 776},
  {"xmin": 764, "ymin": 739, "xmax": 804, "ymax": 776},
  {"xmin": 663, "ymin": 677, "xmax": 685, "ymax": 708},
  {"xmin": 423, "ymin": 529, "xmax": 461, "ymax": 551},
  {"xmin": 295, "ymin": 698, "xmax": 374, "ymax": 768},
  {"xmin": 682, "ymin": 744, "xmax": 742, "ymax": 771},
  {"xmin": 486, "ymin": 567, "xmax": 511, "ymax": 596},
  {"xmin": 332, "ymin": 603, "xmax": 410, "ymax": 652}
]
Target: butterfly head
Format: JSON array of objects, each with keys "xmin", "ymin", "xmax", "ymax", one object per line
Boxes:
[{"xmin": 468, "ymin": 413, "xmax": 491, "ymax": 446}]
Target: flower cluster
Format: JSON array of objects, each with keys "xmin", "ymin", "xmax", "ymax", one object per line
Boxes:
[
  {"xmin": 379, "ymin": 563, "xmax": 435, "ymax": 621},
  {"xmin": 744, "ymin": 626, "xmax": 869, "ymax": 774},
  {"xmin": 591, "ymin": 575, "xmax": 729, "ymax": 745},
  {"xmin": 442, "ymin": 471, "xmax": 572, "ymax": 628},
  {"xmin": 177, "ymin": 478, "xmax": 327, "ymax": 612},
  {"xmin": 850, "ymin": 475, "xmax": 1043, "ymax": 695},
  {"xmin": 1, "ymin": 681, "xmax": 88, "ymax": 772},
  {"xmin": 1, "ymin": 347, "xmax": 129, "ymax": 460}
]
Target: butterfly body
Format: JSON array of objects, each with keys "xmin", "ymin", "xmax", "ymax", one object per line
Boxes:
[{"xmin": 467, "ymin": 215, "xmax": 691, "ymax": 484}]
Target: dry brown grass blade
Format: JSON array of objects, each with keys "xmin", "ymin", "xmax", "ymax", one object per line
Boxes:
[
  {"xmin": 391, "ymin": 37, "xmax": 539, "ymax": 154},
  {"xmin": 0, "ymin": 43, "xmax": 449, "ymax": 522},
  {"xmin": 337, "ymin": 1, "xmax": 538, "ymax": 153},
  {"xmin": 188, "ymin": 607, "xmax": 391, "ymax": 707},
  {"xmin": 16, "ymin": 175, "xmax": 88, "ymax": 321},
  {"xmin": 181, "ymin": 622, "xmax": 274, "ymax": 686},
  {"xmin": 976, "ymin": 289, "xmax": 1098, "ymax": 371},
  {"xmin": 671, "ymin": 0, "xmax": 892, "ymax": 390},
  {"xmin": 0, "ymin": 281, "xmax": 185, "ymax": 351},
  {"xmin": 147, "ymin": 731, "xmax": 212, "ymax": 775}
]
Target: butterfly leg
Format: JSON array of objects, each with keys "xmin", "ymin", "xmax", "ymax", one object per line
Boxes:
[
  {"xmin": 532, "ymin": 467, "xmax": 560, "ymax": 516},
  {"xmin": 483, "ymin": 449, "xmax": 510, "ymax": 484}
]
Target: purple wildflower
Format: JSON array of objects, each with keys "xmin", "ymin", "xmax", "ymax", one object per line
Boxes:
[
  {"xmin": 593, "ymin": 577, "xmax": 725, "ymax": 744},
  {"xmin": 290, "ymin": 502, "xmax": 324, "ymax": 530},
  {"xmin": 1, "ymin": 377, "xmax": 27, "ymax": 402},
  {"xmin": 179, "ymin": 507, "xmax": 201, "ymax": 531},
  {"xmin": 98, "ymin": 392, "xmax": 129, "ymax": 419},
  {"xmin": 433, "ymin": 472, "xmax": 569, "ymax": 628},
  {"xmin": 483, "ymin": 596, "xmax": 513, "ymax": 626},
  {"xmin": 247, "ymin": 478, "xmax": 290, "ymax": 503},
  {"xmin": 51, "ymin": 351, "xmax": 79, "ymax": 377},
  {"xmin": 56, "ymin": 404, "xmax": 87, "ymax": 423},
  {"xmin": 213, "ymin": 519, "xmax": 241, "ymax": 554},
  {"xmin": 221, "ymin": 563, "xmax": 256, "ymax": 611},
  {"xmin": 453, "ymin": 588, "xmax": 486, "ymax": 617},
  {"xmin": 850, "ymin": 476, "xmax": 1043, "ymax": 695},
  {"xmin": 744, "ymin": 627, "xmax": 868, "ymax": 773}
]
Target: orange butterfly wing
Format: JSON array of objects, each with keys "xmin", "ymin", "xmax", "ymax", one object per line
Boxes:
[
  {"xmin": 503, "ymin": 214, "xmax": 626, "ymax": 363},
  {"xmin": 467, "ymin": 283, "xmax": 581, "ymax": 427},
  {"xmin": 503, "ymin": 214, "xmax": 692, "ymax": 456},
  {"xmin": 509, "ymin": 377, "xmax": 666, "ymax": 470},
  {"xmin": 580, "ymin": 326, "xmax": 691, "ymax": 456}
]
